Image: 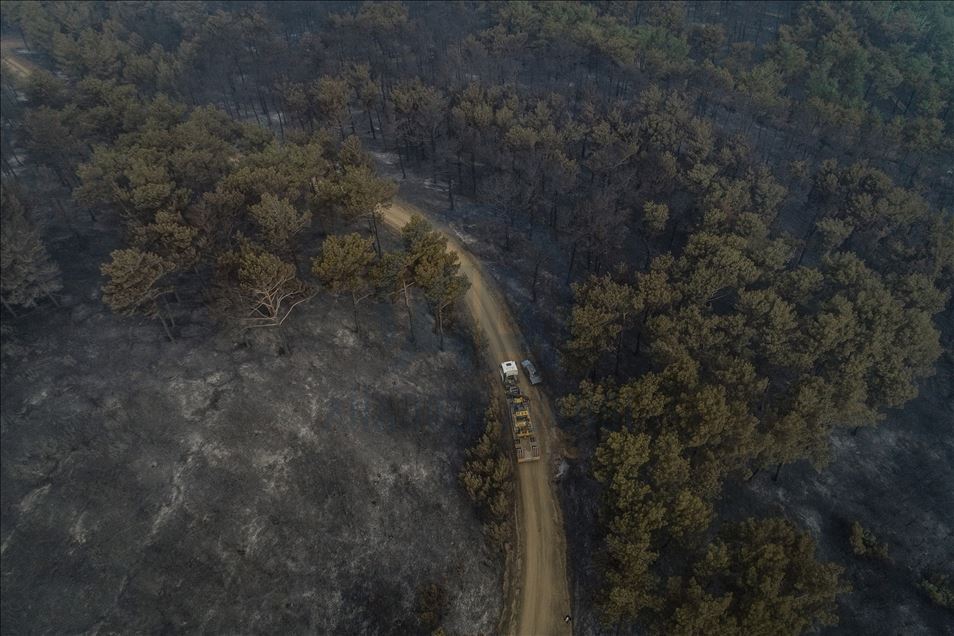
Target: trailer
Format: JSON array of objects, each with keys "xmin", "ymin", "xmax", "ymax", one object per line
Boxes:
[{"xmin": 500, "ymin": 361, "xmax": 541, "ymax": 462}]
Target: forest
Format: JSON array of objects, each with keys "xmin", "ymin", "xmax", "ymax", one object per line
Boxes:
[{"xmin": 1, "ymin": 1, "xmax": 952, "ymax": 634}]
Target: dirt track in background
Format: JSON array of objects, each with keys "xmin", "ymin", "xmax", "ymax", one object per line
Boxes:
[
  {"xmin": 1, "ymin": 36, "xmax": 39, "ymax": 78},
  {"xmin": 380, "ymin": 200, "xmax": 572, "ymax": 636}
]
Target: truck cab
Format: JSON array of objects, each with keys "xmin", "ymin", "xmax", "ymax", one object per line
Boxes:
[{"xmin": 500, "ymin": 360, "xmax": 519, "ymax": 384}]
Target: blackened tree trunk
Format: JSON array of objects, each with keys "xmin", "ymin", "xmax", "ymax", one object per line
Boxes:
[
  {"xmin": 351, "ymin": 292, "xmax": 360, "ymax": 333},
  {"xmin": 403, "ymin": 283, "xmax": 415, "ymax": 343},
  {"xmin": 157, "ymin": 312, "xmax": 174, "ymax": 342},
  {"xmin": 437, "ymin": 307, "xmax": 445, "ymax": 351},
  {"xmin": 566, "ymin": 241, "xmax": 577, "ymax": 285},
  {"xmin": 1, "ymin": 297, "xmax": 18, "ymax": 317},
  {"xmin": 368, "ymin": 211, "xmax": 383, "ymax": 257},
  {"xmin": 471, "ymin": 151, "xmax": 477, "ymax": 195},
  {"xmin": 531, "ymin": 256, "xmax": 542, "ymax": 302}
]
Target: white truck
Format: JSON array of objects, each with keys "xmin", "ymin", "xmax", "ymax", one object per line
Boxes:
[{"xmin": 500, "ymin": 361, "xmax": 540, "ymax": 463}]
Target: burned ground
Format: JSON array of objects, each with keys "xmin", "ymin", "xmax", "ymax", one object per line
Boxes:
[{"xmin": 0, "ymin": 213, "xmax": 501, "ymax": 634}]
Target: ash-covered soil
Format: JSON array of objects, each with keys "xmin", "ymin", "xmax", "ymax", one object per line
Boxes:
[{"xmin": 1, "ymin": 221, "xmax": 501, "ymax": 633}]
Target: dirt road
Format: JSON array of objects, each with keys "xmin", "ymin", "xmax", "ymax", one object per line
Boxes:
[
  {"xmin": 380, "ymin": 201, "xmax": 572, "ymax": 636},
  {"xmin": 1, "ymin": 36, "xmax": 39, "ymax": 78}
]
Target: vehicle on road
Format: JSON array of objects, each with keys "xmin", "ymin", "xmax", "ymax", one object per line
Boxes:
[
  {"xmin": 500, "ymin": 361, "xmax": 540, "ymax": 462},
  {"xmin": 521, "ymin": 359, "xmax": 543, "ymax": 385}
]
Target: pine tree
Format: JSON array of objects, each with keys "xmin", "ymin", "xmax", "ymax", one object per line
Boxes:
[
  {"xmin": 0, "ymin": 186, "xmax": 62, "ymax": 315},
  {"xmin": 345, "ymin": 63, "xmax": 379, "ymax": 138},
  {"xmin": 314, "ymin": 163, "xmax": 396, "ymax": 254},
  {"xmin": 374, "ymin": 250, "xmax": 417, "ymax": 341},
  {"xmin": 215, "ymin": 240, "xmax": 312, "ymax": 331},
  {"xmin": 248, "ymin": 193, "xmax": 311, "ymax": 252},
  {"xmin": 459, "ymin": 408, "xmax": 513, "ymax": 548},
  {"xmin": 310, "ymin": 75, "xmax": 350, "ymax": 138},
  {"xmin": 563, "ymin": 274, "xmax": 639, "ymax": 377},
  {"xmin": 641, "ymin": 201, "xmax": 670, "ymax": 236},
  {"xmin": 131, "ymin": 208, "xmax": 200, "ymax": 271},
  {"xmin": 401, "ymin": 215, "xmax": 470, "ymax": 350},
  {"xmin": 312, "ymin": 232, "xmax": 377, "ymax": 332},
  {"xmin": 100, "ymin": 248, "xmax": 174, "ymax": 339}
]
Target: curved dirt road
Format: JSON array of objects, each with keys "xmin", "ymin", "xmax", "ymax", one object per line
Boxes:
[{"xmin": 380, "ymin": 201, "xmax": 572, "ymax": 636}]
